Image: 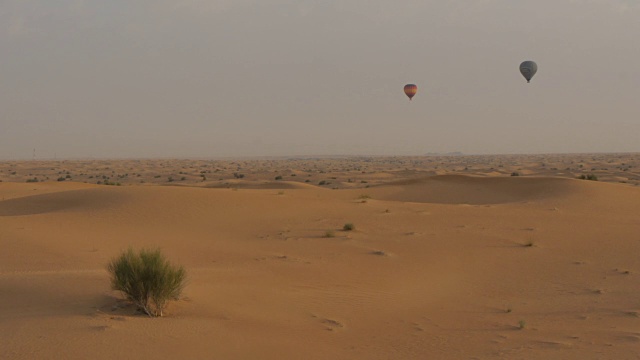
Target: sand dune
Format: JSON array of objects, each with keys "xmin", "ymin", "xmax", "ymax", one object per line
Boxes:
[
  {"xmin": 370, "ymin": 175, "xmax": 579, "ymax": 204},
  {"xmin": 2, "ymin": 167, "xmax": 640, "ymax": 359},
  {"xmin": 204, "ymin": 180, "xmax": 319, "ymax": 190},
  {"xmin": 0, "ymin": 187, "xmax": 129, "ymax": 216}
]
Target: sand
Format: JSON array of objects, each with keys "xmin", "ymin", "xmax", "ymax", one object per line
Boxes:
[{"xmin": 1, "ymin": 154, "xmax": 639, "ymax": 359}]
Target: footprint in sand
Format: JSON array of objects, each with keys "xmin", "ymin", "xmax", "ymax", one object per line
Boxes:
[
  {"xmin": 311, "ymin": 314, "xmax": 344, "ymax": 331},
  {"xmin": 321, "ymin": 318, "xmax": 344, "ymax": 331},
  {"xmin": 369, "ymin": 250, "xmax": 388, "ymax": 256}
]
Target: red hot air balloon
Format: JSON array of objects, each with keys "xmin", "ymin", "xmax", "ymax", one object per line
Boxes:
[{"xmin": 404, "ymin": 84, "xmax": 417, "ymax": 100}]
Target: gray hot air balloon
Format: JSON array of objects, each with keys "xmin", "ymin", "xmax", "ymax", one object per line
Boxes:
[{"xmin": 519, "ymin": 61, "xmax": 537, "ymax": 83}]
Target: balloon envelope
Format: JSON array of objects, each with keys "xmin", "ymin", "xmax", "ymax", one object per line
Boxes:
[
  {"xmin": 519, "ymin": 61, "xmax": 538, "ymax": 83},
  {"xmin": 404, "ymin": 84, "xmax": 418, "ymax": 100}
]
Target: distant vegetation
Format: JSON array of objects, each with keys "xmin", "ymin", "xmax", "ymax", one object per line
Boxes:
[
  {"xmin": 343, "ymin": 223, "xmax": 355, "ymax": 231},
  {"xmin": 98, "ymin": 180, "xmax": 121, "ymax": 186},
  {"xmin": 107, "ymin": 248, "xmax": 186, "ymax": 317},
  {"xmin": 579, "ymin": 174, "xmax": 598, "ymax": 181},
  {"xmin": 518, "ymin": 320, "xmax": 526, "ymax": 330},
  {"xmin": 1, "ymin": 155, "xmax": 637, "ymax": 187},
  {"xmin": 324, "ymin": 231, "xmax": 335, "ymax": 238}
]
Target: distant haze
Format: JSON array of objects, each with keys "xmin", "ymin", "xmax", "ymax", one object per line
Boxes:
[{"xmin": 1, "ymin": 1, "xmax": 639, "ymax": 159}]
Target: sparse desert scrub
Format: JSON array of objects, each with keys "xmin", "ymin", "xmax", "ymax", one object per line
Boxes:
[
  {"xmin": 101, "ymin": 180, "xmax": 121, "ymax": 186},
  {"xmin": 107, "ymin": 248, "xmax": 186, "ymax": 317},
  {"xmin": 579, "ymin": 174, "xmax": 598, "ymax": 181},
  {"xmin": 323, "ymin": 230, "xmax": 335, "ymax": 238},
  {"xmin": 343, "ymin": 223, "xmax": 355, "ymax": 231}
]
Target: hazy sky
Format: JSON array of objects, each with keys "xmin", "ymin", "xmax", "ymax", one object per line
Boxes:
[{"xmin": 1, "ymin": 1, "xmax": 639, "ymax": 159}]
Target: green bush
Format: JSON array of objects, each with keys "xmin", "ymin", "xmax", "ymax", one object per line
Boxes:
[
  {"xmin": 107, "ymin": 248, "xmax": 186, "ymax": 317},
  {"xmin": 343, "ymin": 223, "xmax": 355, "ymax": 231}
]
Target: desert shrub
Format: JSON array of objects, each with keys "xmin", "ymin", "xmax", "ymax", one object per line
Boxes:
[
  {"xmin": 26, "ymin": 178, "xmax": 39, "ymax": 183},
  {"xmin": 57, "ymin": 177, "xmax": 66, "ymax": 181},
  {"xmin": 343, "ymin": 223, "xmax": 355, "ymax": 231},
  {"xmin": 275, "ymin": 175, "xmax": 283, "ymax": 180},
  {"xmin": 518, "ymin": 320, "xmax": 526, "ymax": 329},
  {"xmin": 578, "ymin": 174, "xmax": 598, "ymax": 181},
  {"xmin": 510, "ymin": 172, "xmax": 520, "ymax": 176},
  {"xmin": 107, "ymin": 248, "xmax": 186, "ymax": 317}
]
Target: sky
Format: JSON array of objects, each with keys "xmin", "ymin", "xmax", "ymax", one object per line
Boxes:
[{"xmin": 1, "ymin": 0, "xmax": 639, "ymax": 159}]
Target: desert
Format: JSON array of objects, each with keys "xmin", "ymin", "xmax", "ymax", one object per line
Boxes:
[
  {"xmin": 1, "ymin": 154, "xmax": 639, "ymax": 359},
  {"xmin": 3, "ymin": 2, "xmax": 640, "ymax": 358}
]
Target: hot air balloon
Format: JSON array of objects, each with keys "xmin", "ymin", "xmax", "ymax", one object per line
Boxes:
[
  {"xmin": 404, "ymin": 84, "xmax": 417, "ymax": 100},
  {"xmin": 519, "ymin": 61, "xmax": 537, "ymax": 83}
]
